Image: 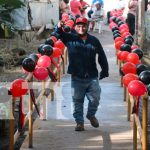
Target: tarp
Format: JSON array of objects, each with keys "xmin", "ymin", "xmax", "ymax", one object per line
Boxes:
[{"xmin": 11, "ymin": 0, "xmax": 59, "ymax": 30}]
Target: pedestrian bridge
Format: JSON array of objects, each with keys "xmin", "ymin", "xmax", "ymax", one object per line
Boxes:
[{"xmin": 6, "ymin": 25, "xmax": 144, "ymax": 150}]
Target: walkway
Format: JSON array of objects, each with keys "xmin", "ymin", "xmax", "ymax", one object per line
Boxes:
[{"xmin": 20, "ymin": 26, "xmax": 141, "ymax": 150}]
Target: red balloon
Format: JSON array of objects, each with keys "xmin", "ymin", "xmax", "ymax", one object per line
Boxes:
[
  {"xmin": 33, "ymin": 67, "xmax": 48, "ymax": 81},
  {"xmin": 37, "ymin": 55, "xmax": 51, "ymax": 68},
  {"xmin": 51, "ymin": 47, "xmax": 62, "ymax": 58},
  {"xmin": 123, "ymin": 73, "xmax": 139, "ymax": 87},
  {"xmin": 118, "ymin": 16, "xmax": 125, "ymax": 21},
  {"xmin": 117, "ymin": 51, "xmax": 122, "ymax": 60},
  {"xmin": 126, "ymin": 53, "xmax": 139, "ymax": 64},
  {"xmin": 128, "ymin": 80, "xmax": 147, "ymax": 96},
  {"xmin": 117, "ymin": 9, "xmax": 123, "ymax": 16},
  {"xmin": 120, "ymin": 51, "xmax": 130, "ymax": 61},
  {"xmin": 10, "ymin": 79, "xmax": 28, "ymax": 97},
  {"xmin": 66, "ymin": 20, "xmax": 74, "ymax": 26},
  {"xmin": 109, "ymin": 18, "xmax": 114, "ymax": 23},
  {"xmin": 109, "ymin": 22, "xmax": 117, "ymax": 29},
  {"xmin": 122, "ymin": 62, "xmax": 137, "ymax": 74},
  {"xmin": 119, "ymin": 24, "xmax": 129, "ymax": 31},
  {"xmin": 65, "ymin": 22, "xmax": 74, "ymax": 28},
  {"xmin": 110, "ymin": 10, "xmax": 116, "ymax": 16},
  {"xmin": 112, "ymin": 12, "xmax": 118, "ymax": 17},
  {"xmin": 120, "ymin": 28, "xmax": 129, "ymax": 34},
  {"xmin": 122, "ymin": 32, "xmax": 131, "ymax": 39},
  {"xmin": 115, "ymin": 41, "xmax": 124, "ymax": 50},
  {"xmin": 62, "ymin": 13, "xmax": 69, "ymax": 21},
  {"xmin": 131, "ymin": 45, "xmax": 139, "ymax": 50},
  {"xmin": 36, "ymin": 53, "xmax": 41, "ymax": 58},
  {"xmin": 54, "ymin": 40, "xmax": 65, "ymax": 51},
  {"xmin": 114, "ymin": 37, "xmax": 123, "ymax": 43},
  {"xmin": 50, "ymin": 36, "xmax": 57, "ymax": 43}
]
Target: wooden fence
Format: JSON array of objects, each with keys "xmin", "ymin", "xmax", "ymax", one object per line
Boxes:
[
  {"xmin": 8, "ymin": 47, "xmax": 68, "ymax": 150},
  {"xmin": 117, "ymin": 54, "xmax": 149, "ymax": 150}
]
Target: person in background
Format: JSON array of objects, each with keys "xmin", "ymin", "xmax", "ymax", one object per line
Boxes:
[
  {"xmin": 55, "ymin": 17, "xmax": 109, "ymax": 131},
  {"xmin": 91, "ymin": 0, "xmax": 104, "ymax": 7},
  {"xmin": 79, "ymin": 0, "xmax": 90, "ymax": 17},
  {"xmin": 59, "ymin": 0, "xmax": 70, "ymax": 19},
  {"xmin": 70, "ymin": 0, "xmax": 82, "ymax": 17},
  {"xmin": 147, "ymin": 0, "xmax": 150, "ymax": 12},
  {"xmin": 126, "ymin": 0, "xmax": 138, "ymax": 35},
  {"xmin": 89, "ymin": 1, "xmax": 104, "ymax": 31},
  {"xmin": 87, "ymin": 0, "xmax": 104, "ymax": 19}
]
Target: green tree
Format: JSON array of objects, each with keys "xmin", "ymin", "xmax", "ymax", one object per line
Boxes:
[{"xmin": 0, "ymin": 0, "xmax": 25, "ymax": 37}]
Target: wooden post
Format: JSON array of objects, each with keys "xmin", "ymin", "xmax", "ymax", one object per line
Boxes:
[
  {"xmin": 62, "ymin": 55, "xmax": 65, "ymax": 74},
  {"xmin": 133, "ymin": 115, "xmax": 137, "ymax": 150},
  {"xmin": 50, "ymin": 89, "xmax": 55, "ymax": 101},
  {"xmin": 1, "ymin": 120, "xmax": 5, "ymax": 136},
  {"xmin": 124, "ymin": 87, "xmax": 127, "ymax": 102},
  {"xmin": 129, "ymin": 94, "xmax": 135, "ymax": 122},
  {"xmin": 142, "ymin": 93, "xmax": 148, "ymax": 150},
  {"xmin": 65, "ymin": 48, "xmax": 68, "ymax": 65},
  {"xmin": 42, "ymin": 81, "xmax": 46, "ymax": 120},
  {"xmin": 120, "ymin": 75, "xmax": 123, "ymax": 87},
  {"xmin": 29, "ymin": 81, "xmax": 33, "ymax": 148},
  {"xmin": 118, "ymin": 60, "xmax": 123, "ymax": 87},
  {"xmin": 57, "ymin": 68, "xmax": 61, "ymax": 86},
  {"xmin": 127, "ymin": 91, "xmax": 131, "ymax": 121},
  {"xmin": 115, "ymin": 49, "xmax": 119, "ymax": 65},
  {"xmin": 118, "ymin": 59, "xmax": 121, "ymax": 68},
  {"xmin": 9, "ymin": 99, "xmax": 15, "ymax": 150}
]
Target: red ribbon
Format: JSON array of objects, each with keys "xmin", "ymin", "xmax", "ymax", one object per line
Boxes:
[
  {"xmin": 30, "ymin": 89, "xmax": 40, "ymax": 116},
  {"xmin": 47, "ymin": 67, "xmax": 57, "ymax": 82},
  {"xmin": 51, "ymin": 58, "xmax": 60, "ymax": 70},
  {"xmin": 19, "ymin": 96, "xmax": 25, "ymax": 130},
  {"xmin": 135, "ymin": 96, "xmax": 140, "ymax": 116}
]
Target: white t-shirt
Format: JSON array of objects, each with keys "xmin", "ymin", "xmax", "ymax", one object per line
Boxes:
[{"xmin": 91, "ymin": 8, "xmax": 104, "ymax": 20}]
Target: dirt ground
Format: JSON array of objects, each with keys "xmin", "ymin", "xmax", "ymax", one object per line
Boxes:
[{"xmin": 0, "ymin": 29, "xmax": 51, "ymax": 82}]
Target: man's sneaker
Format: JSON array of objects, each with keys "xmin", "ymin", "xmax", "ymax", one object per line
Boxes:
[
  {"xmin": 75, "ymin": 123, "xmax": 84, "ymax": 131},
  {"xmin": 87, "ymin": 116, "xmax": 99, "ymax": 128}
]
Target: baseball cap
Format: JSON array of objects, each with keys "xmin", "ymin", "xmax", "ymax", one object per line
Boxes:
[
  {"xmin": 94, "ymin": 1, "xmax": 100, "ymax": 5},
  {"xmin": 75, "ymin": 17, "xmax": 88, "ymax": 25}
]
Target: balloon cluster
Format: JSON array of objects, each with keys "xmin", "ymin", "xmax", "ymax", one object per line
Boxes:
[
  {"xmin": 109, "ymin": 11, "xmax": 150, "ymax": 97},
  {"xmin": 21, "ymin": 12, "xmax": 71, "ymax": 81},
  {"xmin": 21, "ymin": 31, "xmax": 65, "ymax": 81},
  {"xmin": 61, "ymin": 13, "xmax": 75, "ymax": 33}
]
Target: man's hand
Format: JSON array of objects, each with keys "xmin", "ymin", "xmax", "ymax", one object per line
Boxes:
[
  {"xmin": 58, "ymin": 20, "xmax": 65, "ymax": 28},
  {"xmin": 99, "ymin": 71, "xmax": 109, "ymax": 80}
]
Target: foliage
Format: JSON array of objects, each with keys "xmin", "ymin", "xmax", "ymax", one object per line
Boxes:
[{"xmin": 0, "ymin": 0, "xmax": 25, "ymax": 35}]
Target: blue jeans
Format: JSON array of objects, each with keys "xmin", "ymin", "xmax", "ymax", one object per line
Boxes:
[{"xmin": 71, "ymin": 76, "xmax": 101, "ymax": 123}]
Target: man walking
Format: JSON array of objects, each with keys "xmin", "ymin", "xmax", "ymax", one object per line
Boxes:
[{"xmin": 55, "ymin": 17, "xmax": 109, "ymax": 131}]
